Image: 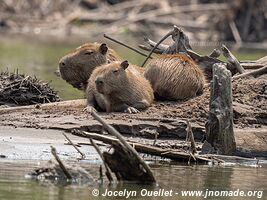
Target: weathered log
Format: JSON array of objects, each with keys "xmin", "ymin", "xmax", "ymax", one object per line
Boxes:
[{"xmin": 206, "ymin": 63, "xmax": 236, "ymax": 155}]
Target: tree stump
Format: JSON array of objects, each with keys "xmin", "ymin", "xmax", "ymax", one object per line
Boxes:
[{"xmin": 206, "ymin": 63, "xmax": 236, "ymax": 155}]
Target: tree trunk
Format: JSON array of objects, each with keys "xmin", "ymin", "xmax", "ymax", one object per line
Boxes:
[{"xmin": 206, "ymin": 63, "xmax": 236, "ymax": 155}]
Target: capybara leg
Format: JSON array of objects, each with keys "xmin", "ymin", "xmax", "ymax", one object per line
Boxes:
[
  {"xmin": 85, "ymin": 84, "xmax": 97, "ymax": 113},
  {"xmin": 111, "ymin": 103, "xmax": 139, "ymax": 113},
  {"xmin": 131, "ymin": 99, "xmax": 150, "ymax": 110}
]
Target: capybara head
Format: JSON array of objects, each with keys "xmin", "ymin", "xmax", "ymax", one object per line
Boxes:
[
  {"xmin": 58, "ymin": 42, "xmax": 118, "ymax": 89},
  {"xmin": 94, "ymin": 61, "xmax": 129, "ymax": 95}
]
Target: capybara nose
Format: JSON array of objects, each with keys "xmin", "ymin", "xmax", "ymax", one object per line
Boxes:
[
  {"xmin": 59, "ymin": 61, "xmax": 65, "ymax": 66},
  {"xmin": 95, "ymin": 77, "xmax": 104, "ymax": 85},
  {"xmin": 59, "ymin": 60, "xmax": 66, "ymax": 67},
  {"xmin": 59, "ymin": 56, "xmax": 68, "ymax": 68}
]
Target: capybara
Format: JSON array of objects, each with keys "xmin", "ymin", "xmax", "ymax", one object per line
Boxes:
[
  {"xmin": 144, "ymin": 54, "xmax": 205, "ymax": 101},
  {"xmin": 58, "ymin": 42, "xmax": 121, "ymax": 90},
  {"xmin": 86, "ymin": 60, "xmax": 154, "ymax": 113}
]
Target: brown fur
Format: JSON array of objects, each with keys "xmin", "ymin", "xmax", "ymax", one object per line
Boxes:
[
  {"xmin": 86, "ymin": 61, "xmax": 154, "ymax": 113},
  {"xmin": 58, "ymin": 42, "xmax": 121, "ymax": 90},
  {"xmin": 144, "ymin": 54, "xmax": 205, "ymax": 101}
]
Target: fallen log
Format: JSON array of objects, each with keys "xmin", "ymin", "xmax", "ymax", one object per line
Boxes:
[{"xmin": 72, "ymin": 130, "xmax": 212, "ymax": 163}]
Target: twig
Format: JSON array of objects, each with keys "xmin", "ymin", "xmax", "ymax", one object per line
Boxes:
[
  {"xmin": 221, "ymin": 44, "xmax": 245, "ymax": 74},
  {"xmin": 90, "ymin": 138, "xmax": 114, "ymax": 182},
  {"xmin": 50, "ymin": 146, "xmax": 72, "ymax": 179},
  {"xmin": 99, "ymin": 165, "xmax": 103, "ymax": 183},
  {"xmin": 232, "ymin": 66, "xmax": 267, "ymax": 80},
  {"xmin": 91, "ymin": 111, "xmax": 156, "ymax": 182},
  {"xmin": 186, "ymin": 120, "xmax": 197, "ymax": 154},
  {"xmin": 62, "ymin": 133, "xmax": 85, "ymax": 160},
  {"xmin": 103, "ymin": 34, "xmax": 151, "ymax": 58}
]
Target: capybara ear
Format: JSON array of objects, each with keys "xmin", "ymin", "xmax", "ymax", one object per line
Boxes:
[
  {"xmin": 99, "ymin": 43, "xmax": 108, "ymax": 55},
  {"xmin": 120, "ymin": 60, "xmax": 129, "ymax": 70}
]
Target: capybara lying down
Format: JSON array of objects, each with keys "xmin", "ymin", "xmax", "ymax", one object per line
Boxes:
[
  {"xmin": 144, "ymin": 54, "xmax": 205, "ymax": 101},
  {"xmin": 85, "ymin": 60, "xmax": 154, "ymax": 113},
  {"xmin": 58, "ymin": 42, "xmax": 121, "ymax": 90}
]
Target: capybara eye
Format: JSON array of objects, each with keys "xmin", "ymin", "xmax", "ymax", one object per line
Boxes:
[
  {"xmin": 113, "ymin": 70, "xmax": 119, "ymax": 73},
  {"xmin": 84, "ymin": 51, "xmax": 93, "ymax": 55}
]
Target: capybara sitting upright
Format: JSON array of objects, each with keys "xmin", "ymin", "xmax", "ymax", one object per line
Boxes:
[
  {"xmin": 58, "ymin": 42, "xmax": 121, "ymax": 90},
  {"xmin": 86, "ymin": 60, "xmax": 154, "ymax": 113},
  {"xmin": 144, "ymin": 54, "xmax": 205, "ymax": 101}
]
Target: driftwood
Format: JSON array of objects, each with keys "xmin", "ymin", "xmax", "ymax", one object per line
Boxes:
[
  {"xmin": 137, "ymin": 26, "xmax": 267, "ymax": 80},
  {"xmin": 206, "ymin": 63, "xmax": 236, "ymax": 155},
  {"xmin": 73, "ymin": 130, "xmax": 213, "ymax": 163},
  {"xmin": 90, "ymin": 111, "xmax": 156, "ymax": 183},
  {"xmin": 233, "ymin": 66, "xmax": 267, "ymax": 80}
]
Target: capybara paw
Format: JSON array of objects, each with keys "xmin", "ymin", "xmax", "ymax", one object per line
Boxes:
[
  {"xmin": 83, "ymin": 106, "xmax": 96, "ymax": 114},
  {"xmin": 125, "ymin": 107, "xmax": 140, "ymax": 114}
]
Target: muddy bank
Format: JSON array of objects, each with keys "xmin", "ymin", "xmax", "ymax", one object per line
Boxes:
[
  {"xmin": 0, "ymin": 75, "xmax": 266, "ymax": 156},
  {"xmin": 1, "ymin": 75, "xmax": 266, "ymax": 129}
]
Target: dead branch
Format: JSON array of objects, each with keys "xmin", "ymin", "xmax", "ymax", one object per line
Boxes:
[
  {"xmin": 221, "ymin": 44, "xmax": 245, "ymax": 74},
  {"xmin": 186, "ymin": 120, "xmax": 197, "ymax": 154},
  {"xmin": 89, "ymin": 138, "xmax": 113, "ymax": 182},
  {"xmin": 103, "ymin": 34, "xmax": 151, "ymax": 58},
  {"xmin": 232, "ymin": 66, "xmax": 267, "ymax": 80},
  {"xmin": 62, "ymin": 133, "xmax": 85, "ymax": 160},
  {"xmin": 50, "ymin": 146, "xmax": 72, "ymax": 179},
  {"xmin": 91, "ymin": 111, "xmax": 156, "ymax": 182},
  {"xmin": 141, "ymin": 26, "xmax": 176, "ymax": 67}
]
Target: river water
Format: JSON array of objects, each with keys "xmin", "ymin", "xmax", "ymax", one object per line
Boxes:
[
  {"xmin": 0, "ymin": 35, "xmax": 266, "ymax": 200},
  {"xmin": 0, "ymin": 160, "xmax": 266, "ymax": 200}
]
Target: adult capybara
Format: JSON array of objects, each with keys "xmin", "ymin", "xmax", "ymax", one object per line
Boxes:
[
  {"xmin": 144, "ymin": 54, "xmax": 205, "ymax": 101},
  {"xmin": 86, "ymin": 60, "xmax": 154, "ymax": 113},
  {"xmin": 58, "ymin": 42, "xmax": 121, "ymax": 90}
]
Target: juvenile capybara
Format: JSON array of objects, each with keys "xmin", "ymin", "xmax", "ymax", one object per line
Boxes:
[
  {"xmin": 144, "ymin": 54, "xmax": 205, "ymax": 101},
  {"xmin": 86, "ymin": 60, "xmax": 154, "ymax": 113},
  {"xmin": 58, "ymin": 42, "xmax": 121, "ymax": 90}
]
